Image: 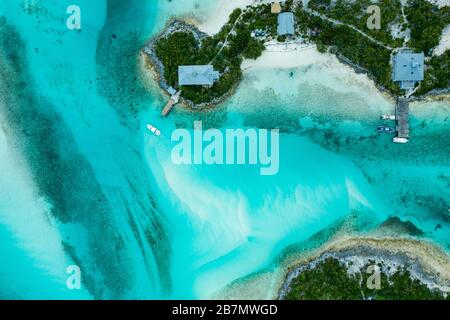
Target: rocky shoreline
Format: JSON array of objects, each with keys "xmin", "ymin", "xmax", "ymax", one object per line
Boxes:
[
  {"xmin": 333, "ymin": 52, "xmax": 397, "ymax": 100},
  {"xmin": 143, "ymin": 19, "xmax": 240, "ymax": 111},
  {"xmin": 278, "ymin": 237, "xmax": 450, "ymax": 299},
  {"xmin": 143, "ymin": 20, "xmax": 205, "ymax": 102},
  {"xmin": 334, "ymin": 50, "xmax": 450, "ymax": 103}
]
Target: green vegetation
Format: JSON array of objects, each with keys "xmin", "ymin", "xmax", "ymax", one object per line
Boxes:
[
  {"xmin": 152, "ymin": 0, "xmax": 450, "ymax": 104},
  {"xmin": 406, "ymin": 0, "xmax": 450, "ymax": 54},
  {"xmin": 306, "ymin": 0, "xmax": 450, "ymax": 95},
  {"xmin": 309, "ymin": 0, "xmax": 404, "ymax": 47},
  {"xmin": 295, "ymin": 8, "xmax": 399, "ymax": 94},
  {"xmin": 418, "ymin": 50, "xmax": 450, "ymax": 95},
  {"xmin": 285, "ymin": 258, "xmax": 449, "ymax": 300},
  {"xmin": 155, "ymin": 6, "xmax": 269, "ymax": 105},
  {"xmin": 405, "ymin": 0, "xmax": 450, "ymax": 94},
  {"xmin": 282, "ymin": 0, "xmax": 294, "ymax": 11}
]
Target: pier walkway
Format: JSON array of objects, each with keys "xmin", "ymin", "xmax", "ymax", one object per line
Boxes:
[
  {"xmin": 162, "ymin": 91, "xmax": 180, "ymax": 116},
  {"xmin": 395, "ymin": 97, "xmax": 410, "ymax": 139}
]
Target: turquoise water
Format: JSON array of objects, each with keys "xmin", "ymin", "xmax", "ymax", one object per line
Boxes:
[{"xmin": 0, "ymin": 0, "xmax": 448, "ymax": 299}]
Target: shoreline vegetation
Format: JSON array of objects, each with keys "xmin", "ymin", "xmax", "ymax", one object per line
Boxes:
[
  {"xmin": 144, "ymin": 7, "xmax": 268, "ymax": 109},
  {"xmin": 143, "ymin": 0, "xmax": 450, "ymax": 109},
  {"xmin": 305, "ymin": 0, "xmax": 450, "ymax": 97},
  {"xmin": 279, "ymin": 236, "xmax": 450, "ymax": 300},
  {"xmin": 212, "ymin": 216, "xmax": 450, "ymax": 300},
  {"xmin": 282, "ymin": 254, "xmax": 450, "ymax": 300}
]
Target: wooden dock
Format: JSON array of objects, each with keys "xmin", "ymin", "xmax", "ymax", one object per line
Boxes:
[
  {"xmin": 162, "ymin": 92, "xmax": 180, "ymax": 117},
  {"xmin": 395, "ymin": 97, "xmax": 410, "ymax": 139}
]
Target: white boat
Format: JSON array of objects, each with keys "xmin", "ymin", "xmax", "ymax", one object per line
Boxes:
[
  {"xmin": 147, "ymin": 124, "xmax": 161, "ymax": 136},
  {"xmin": 393, "ymin": 137, "xmax": 408, "ymax": 144},
  {"xmin": 381, "ymin": 115, "xmax": 396, "ymax": 120}
]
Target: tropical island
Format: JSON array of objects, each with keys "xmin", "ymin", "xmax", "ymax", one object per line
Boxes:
[
  {"xmin": 211, "ymin": 215, "xmax": 450, "ymax": 300},
  {"xmin": 144, "ymin": 0, "xmax": 450, "ymax": 109},
  {"xmin": 278, "ymin": 219, "xmax": 450, "ymax": 300},
  {"xmin": 278, "ymin": 221, "xmax": 450, "ymax": 301},
  {"xmin": 282, "ymin": 254, "xmax": 450, "ymax": 300}
]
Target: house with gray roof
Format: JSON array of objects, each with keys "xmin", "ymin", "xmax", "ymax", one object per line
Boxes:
[
  {"xmin": 277, "ymin": 12, "xmax": 295, "ymax": 36},
  {"xmin": 178, "ymin": 65, "xmax": 220, "ymax": 86},
  {"xmin": 392, "ymin": 51, "xmax": 424, "ymax": 90}
]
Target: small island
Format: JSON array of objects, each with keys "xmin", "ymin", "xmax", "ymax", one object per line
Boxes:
[
  {"xmin": 283, "ymin": 256, "xmax": 449, "ymax": 300},
  {"xmin": 278, "ymin": 227, "xmax": 450, "ymax": 300},
  {"xmin": 144, "ymin": 5, "xmax": 270, "ymax": 109},
  {"xmin": 144, "ymin": 0, "xmax": 450, "ymax": 110}
]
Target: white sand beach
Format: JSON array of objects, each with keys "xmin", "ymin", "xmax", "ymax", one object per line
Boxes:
[
  {"xmin": 197, "ymin": 0, "xmax": 381, "ymax": 96},
  {"xmin": 242, "ymin": 41, "xmax": 322, "ymax": 69},
  {"xmin": 198, "ymin": 0, "xmax": 252, "ymax": 35},
  {"xmin": 198, "ymin": 0, "xmax": 288, "ymax": 35},
  {"xmin": 239, "ymin": 40, "xmax": 391, "ymax": 105}
]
